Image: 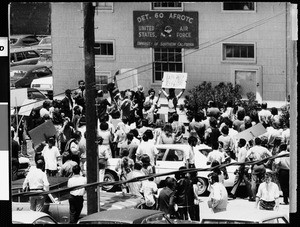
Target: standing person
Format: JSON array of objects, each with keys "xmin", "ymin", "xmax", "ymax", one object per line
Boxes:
[
  {"xmin": 258, "ymin": 102, "xmax": 272, "ymax": 126},
  {"xmin": 72, "ymin": 105, "xmax": 82, "ymax": 131},
  {"xmin": 174, "ymin": 167, "xmax": 194, "ymax": 220},
  {"xmin": 207, "ymin": 172, "xmax": 228, "ymax": 213},
  {"xmin": 73, "ymin": 80, "xmax": 86, "ymax": 113},
  {"xmin": 126, "ymin": 162, "xmax": 145, "ymax": 197},
  {"xmin": 246, "ymin": 137, "xmax": 272, "ymax": 201},
  {"xmin": 158, "ymin": 177, "xmax": 177, "ymax": 218},
  {"xmin": 204, "ymin": 117, "xmax": 221, "ymax": 147},
  {"xmin": 206, "ymin": 101, "xmax": 221, "ymax": 120},
  {"xmin": 153, "ymin": 119, "xmax": 164, "ymax": 145},
  {"xmin": 145, "ymin": 88, "xmax": 161, "ymax": 123},
  {"xmin": 22, "ymin": 159, "xmax": 50, "ymax": 211},
  {"xmin": 188, "ymin": 111, "xmax": 205, "ymax": 143},
  {"xmin": 158, "ymin": 123, "xmax": 175, "ymax": 144},
  {"xmin": 140, "ymin": 176, "xmax": 158, "ymax": 210},
  {"xmin": 229, "ymin": 138, "xmax": 251, "ymax": 199},
  {"xmin": 11, "ymin": 130, "xmax": 21, "ymax": 180},
  {"xmin": 161, "ymin": 88, "xmax": 185, "ymax": 123},
  {"xmin": 41, "ymin": 137, "xmax": 61, "ymax": 176},
  {"xmin": 255, "ymin": 172, "xmax": 280, "ymax": 210},
  {"xmin": 113, "ymin": 121, "xmax": 128, "ymax": 157},
  {"xmin": 98, "ymin": 122, "xmax": 113, "ymax": 159},
  {"xmin": 218, "ymin": 125, "xmax": 235, "ymax": 159},
  {"xmin": 120, "ymin": 93, "xmax": 134, "ymax": 122},
  {"xmin": 67, "ymin": 165, "xmax": 87, "ymax": 224},
  {"xmin": 60, "ymin": 89, "xmax": 74, "ymax": 121},
  {"xmin": 136, "ymin": 134, "xmax": 158, "ymax": 167},
  {"xmin": 58, "ymin": 117, "xmax": 75, "ymax": 154},
  {"xmin": 171, "ymin": 113, "xmax": 186, "ymax": 144},
  {"xmin": 134, "ymin": 85, "xmax": 146, "ymax": 120},
  {"xmin": 39, "ymin": 100, "xmax": 51, "ymax": 119},
  {"xmin": 185, "ymin": 136, "xmax": 197, "ymax": 170},
  {"xmin": 274, "ymin": 143, "xmax": 290, "ymax": 205},
  {"xmin": 68, "ymin": 131, "xmax": 82, "ymax": 165},
  {"xmin": 95, "ymin": 90, "xmax": 111, "ymax": 123},
  {"xmin": 59, "ymin": 154, "xmax": 78, "ymax": 177}
]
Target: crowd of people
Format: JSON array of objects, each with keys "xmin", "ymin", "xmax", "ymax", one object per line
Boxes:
[{"xmin": 12, "ymin": 79, "xmax": 291, "ymax": 222}]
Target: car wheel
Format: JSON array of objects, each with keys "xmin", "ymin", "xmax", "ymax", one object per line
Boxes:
[
  {"xmin": 102, "ymin": 170, "xmax": 119, "ymax": 192},
  {"xmin": 196, "ymin": 177, "xmax": 208, "ymax": 196}
]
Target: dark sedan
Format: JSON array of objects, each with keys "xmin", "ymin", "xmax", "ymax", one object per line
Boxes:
[{"xmin": 10, "ymin": 64, "xmax": 52, "ymax": 88}]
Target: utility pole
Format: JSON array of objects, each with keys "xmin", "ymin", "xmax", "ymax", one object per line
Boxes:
[{"xmin": 83, "ymin": 2, "xmax": 98, "ymax": 215}]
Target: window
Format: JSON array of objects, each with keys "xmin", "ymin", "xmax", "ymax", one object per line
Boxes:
[
  {"xmin": 24, "ymin": 51, "xmax": 39, "ymax": 59},
  {"xmin": 22, "ymin": 36, "xmax": 40, "ymax": 45},
  {"xmin": 223, "ymin": 2, "xmax": 255, "ymax": 11},
  {"xmin": 95, "ymin": 71, "xmax": 110, "ymax": 91},
  {"xmin": 94, "ymin": 41, "xmax": 115, "ymax": 60},
  {"xmin": 157, "ymin": 149, "xmax": 167, "ymax": 160},
  {"xmin": 222, "ymin": 43, "xmax": 255, "ymax": 63},
  {"xmin": 153, "ymin": 48, "xmax": 183, "ymax": 82},
  {"xmin": 95, "ymin": 2, "xmax": 113, "ymax": 12},
  {"xmin": 15, "ymin": 52, "xmax": 25, "ymax": 61},
  {"xmin": 151, "ymin": 2, "xmax": 183, "ymax": 11}
]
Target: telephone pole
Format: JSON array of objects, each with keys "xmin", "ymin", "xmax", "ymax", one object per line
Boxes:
[{"xmin": 83, "ymin": 2, "xmax": 98, "ymax": 215}]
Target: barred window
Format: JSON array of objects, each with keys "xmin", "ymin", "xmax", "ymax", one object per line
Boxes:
[
  {"xmin": 94, "ymin": 41, "xmax": 115, "ymax": 60},
  {"xmin": 95, "ymin": 71, "xmax": 110, "ymax": 91},
  {"xmin": 222, "ymin": 43, "xmax": 255, "ymax": 62},
  {"xmin": 151, "ymin": 2, "xmax": 182, "ymax": 10},
  {"xmin": 153, "ymin": 48, "xmax": 183, "ymax": 82},
  {"xmin": 95, "ymin": 2, "xmax": 113, "ymax": 12}
]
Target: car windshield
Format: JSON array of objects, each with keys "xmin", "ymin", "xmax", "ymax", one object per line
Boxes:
[
  {"xmin": 10, "ymin": 38, "xmax": 18, "ymax": 44},
  {"xmin": 142, "ymin": 213, "xmax": 172, "ymax": 224},
  {"xmin": 40, "ymin": 37, "xmax": 51, "ymax": 45}
]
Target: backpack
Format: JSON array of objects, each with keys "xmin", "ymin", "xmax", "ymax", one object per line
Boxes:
[{"xmin": 62, "ymin": 138, "xmax": 76, "ymax": 157}]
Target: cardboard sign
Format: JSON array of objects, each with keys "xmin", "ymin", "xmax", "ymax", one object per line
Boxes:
[
  {"xmin": 18, "ymin": 99, "xmax": 44, "ymax": 116},
  {"xmin": 115, "ymin": 68, "xmax": 138, "ymax": 91},
  {"xmin": 235, "ymin": 123, "xmax": 267, "ymax": 142},
  {"xmin": 28, "ymin": 120, "xmax": 57, "ymax": 147},
  {"xmin": 10, "ymin": 88, "xmax": 27, "ymax": 108},
  {"xmin": 162, "ymin": 72, "xmax": 187, "ymax": 89}
]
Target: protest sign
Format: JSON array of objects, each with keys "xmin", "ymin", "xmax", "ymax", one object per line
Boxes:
[
  {"xmin": 162, "ymin": 72, "xmax": 187, "ymax": 89},
  {"xmin": 28, "ymin": 120, "xmax": 56, "ymax": 147},
  {"xmin": 235, "ymin": 123, "xmax": 267, "ymax": 142},
  {"xmin": 115, "ymin": 68, "xmax": 138, "ymax": 91}
]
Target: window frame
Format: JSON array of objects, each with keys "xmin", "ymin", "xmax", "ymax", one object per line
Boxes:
[
  {"xmin": 221, "ymin": 42, "xmax": 256, "ymax": 64},
  {"xmin": 95, "ymin": 71, "xmax": 111, "ymax": 92},
  {"xmin": 94, "ymin": 40, "xmax": 116, "ymax": 61},
  {"xmin": 152, "ymin": 48, "xmax": 184, "ymax": 83},
  {"xmin": 150, "ymin": 2, "xmax": 183, "ymax": 11},
  {"xmin": 221, "ymin": 2, "xmax": 257, "ymax": 13},
  {"xmin": 95, "ymin": 2, "xmax": 114, "ymax": 13}
]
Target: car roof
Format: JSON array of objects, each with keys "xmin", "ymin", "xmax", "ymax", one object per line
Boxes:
[
  {"xmin": 12, "ymin": 211, "xmax": 54, "ymax": 224},
  {"xmin": 10, "ymin": 64, "xmax": 49, "ymax": 71},
  {"xmin": 10, "ymin": 34, "xmax": 37, "ymax": 38},
  {"xmin": 78, "ymin": 209, "xmax": 164, "ymax": 224},
  {"xmin": 31, "ymin": 75, "xmax": 53, "ymax": 83},
  {"xmin": 201, "ymin": 209, "xmax": 288, "ymax": 223}
]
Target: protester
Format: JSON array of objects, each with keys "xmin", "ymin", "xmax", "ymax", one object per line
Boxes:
[
  {"xmin": 255, "ymin": 172, "xmax": 280, "ymax": 211},
  {"xmin": 136, "ymin": 134, "xmax": 158, "ymax": 167},
  {"xmin": 258, "ymin": 102, "xmax": 272, "ymax": 125},
  {"xmin": 41, "ymin": 137, "xmax": 61, "ymax": 176},
  {"xmin": 161, "ymin": 88, "xmax": 185, "ymax": 123},
  {"xmin": 73, "ymin": 80, "xmax": 86, "ymax": 113},
  {"xmin": 140, "ymin": 175, "xmax": 158, "ymax": 210},
  {"xmin": 60, "ymin": 89, "xmax": 74, "ymax": 120},
  {"xmin": 159, "ymin": 123, "xmax": 175, "ymax": 144},
  {"xmin": 67, "ymin": 165, "xmax": 87, "ymax": 223},
  {"xmin": 207, "ymin": 172, "xmax": 228, "ymax": 213},
  {"xmin": 158, "ymin": 177, "xmax": 177, "ymax": 218},
  {"xmin": 22, "ymin": 158, "xmax": 49, "ymax": 211},
  {"xmin": 171, "ymin": 113, "xmax": 186, "ymax": 144},
  {"xmin": 126, "ymin": 162, "xmax": 145, "ymax": 197},
  {"xmin": 274, "ymin": 143, "xmax": 290, "ymax": 205},
  {"xmin": 68, "ymin": 130, "xmax": 82, "ymax": 165},
  {"xmin": 134, "ymin": 85, "xmax": 146, "ymax": 120},
  {"xmin": 59, "ymin": 154, "xmax": 78, "ymax": 177}
]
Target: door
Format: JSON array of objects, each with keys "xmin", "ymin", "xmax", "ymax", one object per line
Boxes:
[{"xmin": 234, "ymin": 67, "xmax": 262, "ymax": 103}]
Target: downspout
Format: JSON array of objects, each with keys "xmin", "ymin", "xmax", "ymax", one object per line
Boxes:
[{"xmin": 285, "ymin": 2, "xmax": 288, "ymax": 103}]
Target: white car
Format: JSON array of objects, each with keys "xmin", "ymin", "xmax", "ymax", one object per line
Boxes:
[
  {"xmin": 31, "ymin": 75, "xmax": 53, "ymax": 99},
  {"xmin": 12, "ymin": 211, "xmax": 57, "ymax": 224},
  {"xmin": 105, "ymin": 144, "xmax": 239, "ymax": 195},
  {"xmin": 201, "ymin": 209, "xmax": 289, "ymax": 224}
]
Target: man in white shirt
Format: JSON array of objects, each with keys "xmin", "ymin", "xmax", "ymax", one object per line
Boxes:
[
  {"xmin": 140, "ymin": 176, "xmax": 158, "ymax": 209},
  {"xmin": 258, "ymin": 102, "xmax": 272, "ymax": 125},
  {"xmin": 207, "ymin": 172, "xmax": 228, "ymax": 213},
  {"xmin": 127, "ymin": 162, "xmax": 145, "ymax": 197},
  {"xmin": 42, "ymin": 137, "xmax": 61, "ymax": 176},
  {"xmin": 22, "ymin": 159, "xmax": 50, "ymax": 211},
  {"xmin": 67, "ymin": 165, "xmax": 87, "ymax": 223},
  {"xmin": 136, "ymin": 134, "xmax": 158, "ymax": 166}
]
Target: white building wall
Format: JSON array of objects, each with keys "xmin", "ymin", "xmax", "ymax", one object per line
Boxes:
[{"xmin": 51, "ymin": 2, "xmax": 288, "ymax": 101}]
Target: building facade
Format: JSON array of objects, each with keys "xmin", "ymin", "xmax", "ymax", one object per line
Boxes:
[{"xmin": 51, "ymin": 2, "xmax": 293, "ymax": 103}]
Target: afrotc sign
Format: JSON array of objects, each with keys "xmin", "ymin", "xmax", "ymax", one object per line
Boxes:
[
  {"xmin": 133, "ymin": 11, "xmax": 198, "ymax": 48},
  {"xmin": 115, "ymin": 68, "xmax": 138, "ymax": 92},
  {"xmin": 162, "ymin": 72, "xmax": 187, "ymax": 89}
]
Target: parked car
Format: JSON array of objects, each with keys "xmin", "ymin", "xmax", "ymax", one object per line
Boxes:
[
  {"xmin": 10, "ymin": 47, "xmax": 40, "ymax": 66},
  {"xmin": 12, "ymin": 211, "xmax": 57, "ymax": 224},
  {"xmin": 31, "ymin": 36, "xmax": 51, "ymax": 54},
  {"xmin": 200, "ymin": 209, "xmax": 289, "ymax": 224},
  {"xmin": 105, "ymin": 144, "xmax": 239, "ymax": 195},
  {"xmin": 77, "ymin": 209, "xmax": 200, "ymax": 224},
  {"xmin": 10, "ymin": 64, "xmax": 52, "ymax": 88},
  {"xmin": 12, "ymin": 190, "xmax": 145, "ymax": 224},
  {"xmin": 31, "ymin": 75, "xmax": 53, "ymax": 99},
  {"xmin": 10, "ymin": 34, "xmax": 40, "ymax": 47}
]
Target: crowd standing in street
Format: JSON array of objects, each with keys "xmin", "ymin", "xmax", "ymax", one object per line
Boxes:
[{"xmin": 15, "ymin": 79, "xmax": 291, "ymax": 222}]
